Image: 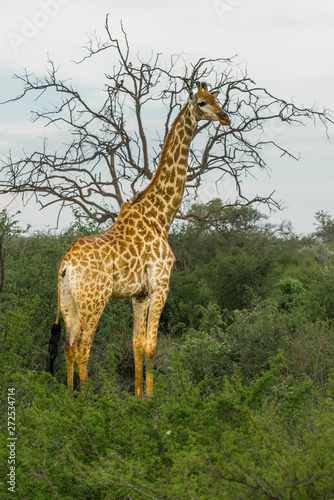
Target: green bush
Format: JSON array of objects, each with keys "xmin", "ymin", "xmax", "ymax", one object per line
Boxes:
[
  {"xmin": 1, "ymin": 353, "xmax": 333, "ymax": 499},
  {"xmin": 177, "ymin": 304, "xmax": 232, "ymax": 384},
  {"xmin": 1, "ymin": 208, "xmax": 334, "ymax": 499}
]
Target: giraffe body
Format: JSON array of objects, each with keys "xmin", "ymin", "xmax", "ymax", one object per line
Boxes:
[{"xmin": 51, "ymin": 82, "xmax": 230, "ymax": 397}]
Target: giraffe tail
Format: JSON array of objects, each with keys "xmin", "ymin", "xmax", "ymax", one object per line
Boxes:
[{"xmin": 48, "ymin": 305, "xmax": 61, "ymax": 376}]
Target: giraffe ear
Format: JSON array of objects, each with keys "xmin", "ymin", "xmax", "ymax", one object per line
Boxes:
[
  {"xmin": 196, "ymin": 81, "xmax": 201, "ymax": 93},
  {"xmin": 211, "ymin": 90, "xmax": 219, "ymax": 98},
  {"xmin": 189, "ymin": 91, "xmax": 195, "ymax": 100}
]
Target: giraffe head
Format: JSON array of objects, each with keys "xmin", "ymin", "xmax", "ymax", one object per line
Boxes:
[{"xmin": 189, "ymin": 82, "xmax": 230, "ymax": 126}]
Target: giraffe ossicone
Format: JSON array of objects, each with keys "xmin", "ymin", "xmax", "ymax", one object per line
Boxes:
[{"xmin": 48, "ymin": 81, "xmax": 230, "ymax": 397}]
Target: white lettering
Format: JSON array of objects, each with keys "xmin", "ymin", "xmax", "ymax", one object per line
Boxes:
[
  {"xmin": 40, "ymin": 0, "xmax": 60, "ymax": 17},
  {"xmin": 213, "ymin": 0, "xmax": 244, "ymax": 21},
  {"xmin": 7, "ymin": 32, "xmax": 28, "ymax": 53},
  {"xmin": 229, "ymin": 0, "xmax": 243, "ymax": 6},
  {"xmin": 213, "ymin": 1, "xmax": 234, "ymax": 17},
  {"xmin": 21, "ymin": 17, "xmax": 38, "ymax": 39},
  {"xmin": 32, "ymin": 11, "xmax": 49, "ymax": 28},
  {"xmin": 7, "ymin": 0, "xmax": 71, "ymax": 53}
]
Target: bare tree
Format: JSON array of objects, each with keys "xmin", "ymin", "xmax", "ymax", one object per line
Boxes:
[{"xmin": 1, "ymin": 17, "xmax": 333, "ymax": 225}]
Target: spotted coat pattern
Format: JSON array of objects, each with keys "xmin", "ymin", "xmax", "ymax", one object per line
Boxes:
[{"xmin": 55, "ymin": 82, "xmax": 230, "ymax": 397}]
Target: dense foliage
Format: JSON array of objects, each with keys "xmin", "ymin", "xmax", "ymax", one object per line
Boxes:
[{"xmin": 0, "ymin": 203, "xmax": 334, "ymax": 499}]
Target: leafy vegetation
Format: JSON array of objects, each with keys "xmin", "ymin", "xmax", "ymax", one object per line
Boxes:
[{"xmin": 1, "ymin": 202, "xmax": 334, "ymax": 499}]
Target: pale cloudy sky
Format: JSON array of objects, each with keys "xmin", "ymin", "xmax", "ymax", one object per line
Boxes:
[{"xmin": 0, "ymin": 0, "xmax": 333, "ymax": 235}]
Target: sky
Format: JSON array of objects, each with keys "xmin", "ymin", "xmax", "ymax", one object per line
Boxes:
[{"xmin": 0, "ymin": 0, "xmax": 334, "ymax": 235}]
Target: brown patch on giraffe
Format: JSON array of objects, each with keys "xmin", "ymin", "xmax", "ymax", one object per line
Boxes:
[
  {"xmin": 133, "ymin": 235, "xmax": 142, "ymax": 246},
  {"xmin": 123, "ymin": 250, "xmax": 132, "ymax": 261},
  {"xmin": 166, "ymin": 156, "xmax": 173, "ymax": 167},
  {"xmin": 169, "ymin": 167, "xmax": 176, "ymax": 184},
  {"xmin": 125, "ymin": 226, "xmax": 136, "ymax": 236},
  {"xmin": 136, "ymin": 220, "xmax": 148, "ymax": 235},
  {"xmin": 139, "ymin": 199, "xmax": 150, "ymax": 210},
  {"xmin": 145, "ymin": 242, "xmax": 152, "ymax": 253},
  {"xmin": 173, "ymin": 144, "xmax": 180, "ymax": 159},
  {"xmin": 128, "ymin": 244, "xmax": 139, "ymax": 257},
  {"xmin": 166, "ymin": 186, "xmax": 174, "ymax": 197},
  {"xmin": 177, "ymin": 166, "xmax": 186, "ymax": 176},
  {"xmin": 185, "ymin": 116, "xmax": 192, "ymax": 126},
  {"xmin": 145, "ymin": 232, "xmax": 154, "ymax": 243}
]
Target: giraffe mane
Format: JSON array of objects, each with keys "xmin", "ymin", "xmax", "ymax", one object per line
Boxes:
[{"xmin": 130, "ymin": 104, "xmax": 189, "ymax": 204}]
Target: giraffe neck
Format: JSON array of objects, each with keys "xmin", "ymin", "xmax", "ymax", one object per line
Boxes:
[{"xmin": 133, "ymin": 102, "xmax": 197, "ymax": 232}]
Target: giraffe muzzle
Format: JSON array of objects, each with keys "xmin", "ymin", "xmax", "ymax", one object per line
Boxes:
[{"xmin": 219, "ymin": 111, "xmax": 231, "ymax": 126}]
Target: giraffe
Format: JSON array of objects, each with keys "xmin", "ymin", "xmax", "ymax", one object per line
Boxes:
[{"xmin": 48, "ymin": 82, "xmax": 230, "ymax": 397}]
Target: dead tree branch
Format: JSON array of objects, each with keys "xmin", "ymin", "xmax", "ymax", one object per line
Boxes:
[{"xmin": 1, "ymin": 17, "xmax": 333, "ymax": 225}]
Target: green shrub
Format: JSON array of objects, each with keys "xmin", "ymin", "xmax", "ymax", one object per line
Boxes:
[
  {"xmin": 1, "ymin": 354, "xmax": 332, "ymax": 499},
  {"xmin": 1, "ymin": 209, "xmax": 334, "ymax": 499},
  {"xmin": 177, "ymin": 304, "xmax": 232, "ymax": 384}
]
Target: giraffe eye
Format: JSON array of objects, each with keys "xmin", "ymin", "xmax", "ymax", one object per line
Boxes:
[{"xmin": 198, "ymin": 101, "xmax": 206, "ymax": 107}]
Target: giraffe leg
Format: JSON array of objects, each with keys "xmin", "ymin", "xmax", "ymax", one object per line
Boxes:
[
  {"xmin": 60, "ymin": 288, "xmax": 80, "ymax": 391},
  {"xmin": 145, "ymin": 286, "xmax": 169, "ymax": 397},
  {"xmin": 76, "ymin": 341, "xmax": 91, "ymax": 389},
  {"xmin": 64, "ymin": 342, "xmax": 75, "ymax": 392},
  {"xmin": 59, "ymin": 264, "xmax": 110, "ymax": 391},
  {"xmin": 132, "ymin": 296, "xmax": 150, "ymax": 398},
  {"xmin": 61, "ymin": 290, "xmax": 100, "ymax": 391},
  {"xmin": 74, "ymin": 311, "xmax": 105, "ymax": 389}
]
